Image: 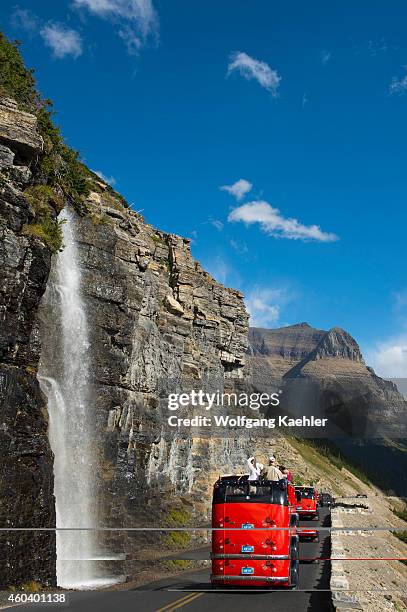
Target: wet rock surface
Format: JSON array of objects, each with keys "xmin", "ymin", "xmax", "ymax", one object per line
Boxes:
[{"xmin": 0, "ymin": 99, "xmax": 55, "ymax": 587}]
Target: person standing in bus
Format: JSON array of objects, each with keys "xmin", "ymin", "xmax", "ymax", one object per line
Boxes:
[
  {"xmin": 280, "ymin": 466, "xmax": 293, "ymax": 482},
  {"xmin": 261, "ymin": 456, "xmax": 283, "ymax": 481},
  {"xmin": 247, "ymin": 456, "xmax": 262, "ymax": 481}
]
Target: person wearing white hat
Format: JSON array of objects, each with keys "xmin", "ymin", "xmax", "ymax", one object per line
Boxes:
[
  {"xmin": 261, "ymin": 456, "xmax": 283, "ymax": 481},
  {"xmin": 247, "ymin": 456, "xmax": 263, "ymax": 481}
]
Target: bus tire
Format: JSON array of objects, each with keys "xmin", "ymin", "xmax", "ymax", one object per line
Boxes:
[
  {"xmin": 289, "ymin": 560, "xmax": 299, "ymax": 589},
  {"xmin": 290, "ymin": 536, "xmax": 299, "ymax": 560}
]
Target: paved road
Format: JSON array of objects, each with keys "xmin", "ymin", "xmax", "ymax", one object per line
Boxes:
[{"xmin": 16, "ymin": 508, "xmax": 331, "ymax": 611}]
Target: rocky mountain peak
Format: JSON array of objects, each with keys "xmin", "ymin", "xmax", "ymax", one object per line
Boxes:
[
  {"xmin": 248, "ymin": 323, "xmax": 326, "ymax": 359},
  {"xmin": 313, "ymin": 327, "xmax": 364, "ymax": 362}
]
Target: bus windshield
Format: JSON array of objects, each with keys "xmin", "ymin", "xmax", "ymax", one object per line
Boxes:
[
  {"xmin": 213, "ymin": 478, "xmax": 288, "ymax": 505},
  {"xmin": 296, "ymin": 487, "xmax": 315, "ymax": 499}
]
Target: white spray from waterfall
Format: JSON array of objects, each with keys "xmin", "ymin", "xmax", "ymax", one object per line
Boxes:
[{"xmin": 38, "ymin": 208, "xmax": 113, "ymax": 589}]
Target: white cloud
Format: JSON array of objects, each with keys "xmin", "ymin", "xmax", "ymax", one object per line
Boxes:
[
  {"xmin": 321, "ymin": 50, "xmax": 331, "ymax": 66},
  {"xmin": 367, "ymin": 337, "xmax": 407, "ymax": 378},
  {"xmin": 390, "ymin": 71, "xmax": 407, "ymax": 95},
  {"xmin": 40, "ymin": 23, "xmax": 83, "ymax": 59},
  {"xmin": 228, "ymin": 200, "xmax": 338, "ymax": 242},
  {"xmin": 94, "ymin": 170, "xmax": 116, "ymax": 185},
  {"xmin": 366, "ymin": 290, "xmax": 407, "ymax": 379},
  {"xmin": 11, "ymin": 7, "xmax": 39, "ymax": 33},
  {"xmin": 207, "ymin": 217, "xmax": 224, "ymax": 231},
  {"xmin": 220, "ymin": 179, "xmax": 252, "ymax": 201},
  {"xmin": 227, "ymin": 52, "xmax": 281, "ymax": 95},
  {"xmin": 118, "ymin": 25, "xmax": 142, "ymax": 54},
  {"xmin": 72, "ymin": 0, "xmax": 158, "ymax": 52},
  {"xmin": 230, "ymin": 239, "xmax": 248, "ymax": 254},
  {"xmin": 245, "ymin": 288, "xmax": 287, "ymax": 327}
]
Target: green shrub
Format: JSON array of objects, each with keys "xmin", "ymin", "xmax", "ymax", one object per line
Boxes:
[
  {"xmin": 23, "ymin": 216, "xmax": 64, "ymax": 253},
  {"xmin": 105, "ymin": 184, "xmax": 129, "ymax": 209},
  {"xmin": 163, "ymin": 530, "xmax": 191, "ymax": 548},
  {"xmin": 0, "ymin": 34, "xmax": 90, "ymax": 216},
  {"xmin": 23, "ymin": 185, "xmax": 64, "ymax": 216},
  {"xmin": 162, "ymin": 507, "xmax": 192, "ymax": 549},
  {"xmin": 393, "ymin": 531, "xmax": 407, "ymax": 566},
  {"xmin": 90, "ymin": 212, "xmax": 109, "ymax": 226},
  {"xmin": 167, "ymin": 507, "xmax": 191, "ymax": 526},
  {"xmin": 394, "ymin": 531, "xmax": 407, "ymax": 544},
  {"xmin": 0, "ymin": 33, "xmax": 131, "ymax": 224},
  {"xmin": 101, "ymin": 190, "xmax": 128, "ymax": 211},
  {"xmin": 392, "ymin": 504, "xmax": 407, "ymax": 522},
  {"xmin": 293, "ymin": 437, "xmax": 372, "ymax": 486},
  {"xmin": 162, "ymin": 559, "xmax": 190, "ymax": 571},
  {"xmin": 36, "ymin": 107, "xmax": 90, "ymax": 212},
  {"xmin": 0, "ymin": 34, "xmax": 38, "ymax": 110},
  {"xmin": 18, "ymin": 581, "xmax": 42, "ymax": 592}
]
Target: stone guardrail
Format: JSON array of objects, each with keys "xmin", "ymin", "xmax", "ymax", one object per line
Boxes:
[{"xmin": 330, "ymin": 507, "xmax": 363, "ymax": 611}]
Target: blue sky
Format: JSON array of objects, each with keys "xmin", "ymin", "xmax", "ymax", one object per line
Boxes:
[{"xmin": 1, "ymin": 0, "xmax": 407, "ymax": 376}]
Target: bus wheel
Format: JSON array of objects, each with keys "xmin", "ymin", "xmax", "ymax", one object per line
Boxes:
[
  {"xmin": 290, "ymin": 536, "xmax": 299, "ymax": 560},
  {"xmin": 289, "ymin": 560, "xmax": 299, "ymax": 589}
]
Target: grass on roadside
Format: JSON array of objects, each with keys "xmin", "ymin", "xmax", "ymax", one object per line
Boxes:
[{"xmin": 290, "ymin": 437, "xmax": 371, "ymax": 488}]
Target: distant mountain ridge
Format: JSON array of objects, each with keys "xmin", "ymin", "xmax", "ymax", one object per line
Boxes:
[
  {"xmin": 248, "ymin": 323, "xmax": 405, "ymax": 428},
  {"xmin": 249, "ymin": 323, "xmax": 363, "ymax": 363},
  {"xmin": 248, "ymin": 323, "xmax": 407, "ymax": 495}
]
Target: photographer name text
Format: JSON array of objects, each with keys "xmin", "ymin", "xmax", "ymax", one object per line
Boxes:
[{"xmin": 167, "ymin": 415, "xmax": 328, "ymax": 429}]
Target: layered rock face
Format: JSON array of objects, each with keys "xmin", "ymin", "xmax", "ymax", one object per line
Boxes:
[
  {"xmin": 248, "ymin": 322, "xmax": 326, "ymax": 383},
  {"xmin": 249, "ymin": 322, "xmax": 326, "ymax": 360},
  {"xmin": 0, "ymin": 98, "xmax": 55, "ymax": 587},
  {"xmin": 0, "ymin": 92, "xmax": 252, "ymax": 584},
  {"xmin": 38, "ymin": 184, "xmax": 250, "ymax": 564},
  {"xmin": 0, "ymin": 98, "xmax": 43, "ymax": 164}
]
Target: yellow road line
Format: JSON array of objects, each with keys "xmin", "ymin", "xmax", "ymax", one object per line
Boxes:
[
  {"xmin": 154, "ymin": 591, "xmax": 204, "ymax": 612},
  {"xmin": 166, "ymin": 592, "xmax": 204, "ymax": 611}
]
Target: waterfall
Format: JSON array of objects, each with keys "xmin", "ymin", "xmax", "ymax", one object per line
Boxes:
[{"xmin": 38, "ymin": 208, "xmax": 117, "ymax": 589}]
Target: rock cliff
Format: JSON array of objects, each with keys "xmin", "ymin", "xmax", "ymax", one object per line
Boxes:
[
  {"xmin": 0, "ymin": 32, "xmax": 254, "ymax": 583},
  {"xmin": 37, "ymin": 184, "xmax": 250, "ymax": 567},
  {"xmin": 0, "ymin": 90, "xmax": 252, "ymax": 583},
  {"xmin": 0, "ymin": 97, "xmax": 55, "ymax": 587}
]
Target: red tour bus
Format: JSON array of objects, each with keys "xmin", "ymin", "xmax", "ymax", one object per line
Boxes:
[
  {"xmin": 294, "ymin": 486, "xmax": 319, "ymax": 518},
  {"xmin": 211, "ymin": 475, "xmax": 300, "ymax": 588},
  {"xmin": 295, "ymin": 485, "xmax": 319, "ymax": 541}
]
